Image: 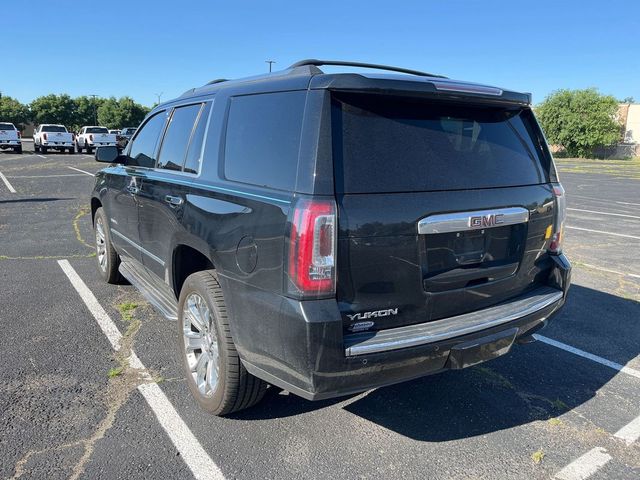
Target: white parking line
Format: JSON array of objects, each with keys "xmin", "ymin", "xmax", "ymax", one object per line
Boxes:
[
  {"xmin": 0, "ymin": 170, "xmax": 17, "ymax": 193},
  {"xmin": 614, "ymin": 415, "xmax": 640, "ymax": 446},
  {"xmin": 567, "ymin": 207, "xmax": 640, "ymax": 220},
  {"xmin": 57, "ymin": 259, "xmax": 224, "ymax": 480},
  {"xmin": 7, "ymin": 174, "xmax": 86, "ymax": 179},
  {"xmin": 554, "ymin": 447, "xmax": 612, "ymax": 480},
  {"xmin": 565, "ymin": 226, "xmax": 640, "ymax": 240},
  {"xmin": 67, "ymin": 166, "xmax": 95, "ymax": 177},
  {"xmin": 576, "ymin": 262, "xmax": 640, "ymax": 280},
  {"xmin": 616, "ymin": 201, "xmax": 640, "ymax": 207},
  {"xmin": 534, "ymin": 335, "xmax": 640, "ymax": 380},
  {"xmin": 37, "ymin": 154, "xmax": 47, "ymax": 159}
]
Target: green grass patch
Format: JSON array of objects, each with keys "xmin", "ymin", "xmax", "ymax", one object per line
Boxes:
[
  {"xmin": 552, "ymin": 398, "xmax": 569, "ymax": 411},
  {"xmin": 531, "ymin": 449, "xmax": 545, "ymax": 464},
  {"xmin": 548, "ymin": 418, "xmax": 563, "ymax": 427},
  {"xmin": 117, "ymin": 302, "xmax": 139, "ymax": 322},
  {"xmin": 108, "ymin": 366, "xmax": 124, "ymax": 378}
]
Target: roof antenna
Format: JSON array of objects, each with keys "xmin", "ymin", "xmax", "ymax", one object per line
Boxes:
[{"xmin": 265, "ymin": 60, "xmax": 276, "ymax": 73}]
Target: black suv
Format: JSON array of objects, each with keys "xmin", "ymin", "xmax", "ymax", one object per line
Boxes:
[{"xmin": 91, "ymin": 60, "xmax": 571, "ymax": 415}]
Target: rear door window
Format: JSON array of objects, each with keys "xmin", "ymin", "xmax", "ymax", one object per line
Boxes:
[
  {"xmin": 224, "ymin": 91, "xmax": 306, "ymax": 191},
  {"xmin": 332, "ymin": 93, "xmax": 551, "ymax": 193},
  {"xmin": 157, "ymin": 104, "xmax": 202, "ymax": 172},
  {"xmin": 183, "ymin": 102, "xmax": 212, "ymax": 174}
]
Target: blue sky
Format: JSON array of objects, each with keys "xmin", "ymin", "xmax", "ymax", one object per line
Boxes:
[{"xmin": 5, "ymin": 0, "xmax": 639, "ymax": 107}]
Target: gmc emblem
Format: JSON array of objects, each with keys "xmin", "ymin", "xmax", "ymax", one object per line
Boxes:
[{"xmin": 469, "ymin": 214, "xmax": 504, "ymax": 228}]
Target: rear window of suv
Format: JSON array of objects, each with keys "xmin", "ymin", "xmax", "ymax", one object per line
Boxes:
[{"xmin": 331, "ymin": 93, "xmax": 551, "ymax": 193}]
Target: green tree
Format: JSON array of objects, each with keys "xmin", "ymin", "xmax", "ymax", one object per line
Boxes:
[
  {"xmin": 73, "ymin": 96, "xmax": 105, "ymax": 131},
  {"xmin": 0, "ymin": 96, "xmax": 30, "ymax": 128},
  {"xmin": 536, "ymin": 88, "xmax": 620, "ymax": 158},
  {"xmin": 97, "ymin": 97, "xmax": 149, "ymax": 129},
  {"xmin": 30, "ymin": 94, "xmax": 76, "ymax": 127}
]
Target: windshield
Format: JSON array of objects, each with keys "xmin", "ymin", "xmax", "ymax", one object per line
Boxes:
[
  {"xmin": 42, "ymin": 126, "xmax": 68, "ymax": 133},
  {"xmin": 87, "ymin": 127, "xmax": 109, "ymax": 134},
  {"xmin": 331, "ymin": 93, "xmax": 552, "ymax": 193}
]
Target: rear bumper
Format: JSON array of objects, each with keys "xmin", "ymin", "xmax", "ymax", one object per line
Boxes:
[
  {"xmin": 41, "ymin": 142, "xmax": 73, "ymax": 147},
  {"xmin": 0, "ymin": 141, "xmax": 21, "ymax": 147},
  {"xmin": 88, "ymin": 142, "xmax": 117, "ymax": 147},
  {"xmin": 225, "ymin": 253, "xmax": 571, "ymax": 401}
]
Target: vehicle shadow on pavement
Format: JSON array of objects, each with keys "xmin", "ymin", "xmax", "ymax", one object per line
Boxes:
[{"xmin": 236, "ymin": 285, "xmax": 639, "ymax": 440}]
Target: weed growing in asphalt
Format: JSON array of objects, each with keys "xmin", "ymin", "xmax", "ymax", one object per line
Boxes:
[
  {"xmin": 117, "ymin": 302, "xmax": 139, "ymax": 322},
  {"xmin": 548, "ymin": 418, "xmax": 563, "ymax": 427},
  {"xmin": 531, "ymin": 450, "xmax": 545, "ymax": 464},
  {"xmin": 108, "ymin": 367, "xmax": 123, "ymax": 378},
  {"xmin": 553, "ymin": 398, "xmax": 569, "ymax": 410}
]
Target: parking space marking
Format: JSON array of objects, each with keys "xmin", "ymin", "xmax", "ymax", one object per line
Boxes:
[
  {"xmin": 565, "ymin": 226, "xmax": 640, "ymax": 240},
  {"xmin": 57, "ymin": 259, "xmax": 224, "ymax": 480},
  {"xmin": 0, "ymin": 170, "xmax": 17, "ymax": 193},
  {"xmin": 67, "ymin": 166, "xmax": 95, "ymax": 177},
  {"xmin": 567, "ymin": 208, "xmax": 640, "ymax": 220},
  {"xmin": 614, "ymin": 414, "xmax": 640, "ymax": 446},
  {"xmin": 554, "ymin": 447, "xmax": 612, "ymax": 480},
  {"xmin": 37, "ymin": 154, "xmax": 47, "ymax": 159},
  {"xmin": 534, "ymin": 335, "xmax": 640, "ymax": 380},
  {"xmin": 7, "ymin": 174, "xmax": 86, "ymax": 178},
  {"xmin": 576, "ymin": 262, "xmax": 640, "ymax": 280}
]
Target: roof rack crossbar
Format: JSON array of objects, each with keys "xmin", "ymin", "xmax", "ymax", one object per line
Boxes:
[
  {"xmin": 289, "ymin": 59, "xmax": 447, "ymax": 79},
  {"xmin": 206, "ymin": 78, "xmax": 228, "ymax": 85}
]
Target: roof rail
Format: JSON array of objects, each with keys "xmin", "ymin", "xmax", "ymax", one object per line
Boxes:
[
  {"xmin": 289, "ymin": 59, "xmax": 447, "ymax": 79},
  {"xmin": 206, "ymin": 78, "xmax": 228, "ymax": 85}
]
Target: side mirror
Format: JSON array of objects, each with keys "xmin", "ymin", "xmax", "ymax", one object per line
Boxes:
[{"xmin": 95, "ymin": 145, "xmax": 121, "ymax": 163}]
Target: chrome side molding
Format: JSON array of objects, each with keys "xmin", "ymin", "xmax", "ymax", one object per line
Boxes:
[{"xmin": 418, "ymin": 207, "xmax": 529, "ymax": 234}]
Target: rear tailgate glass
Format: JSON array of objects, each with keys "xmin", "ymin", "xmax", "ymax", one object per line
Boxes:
[{"xmin": 331, "ymin": 93, "xmax": 552, "ymax": 193}]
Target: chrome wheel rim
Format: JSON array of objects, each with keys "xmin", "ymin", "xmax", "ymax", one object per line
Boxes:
[
  {"xmin": 182, "ymin": 293, "xmax": 219, "ymax": 396},
  {"xmin": 95, "ymin": 217, "xmax": 107, "ymax": 271}
]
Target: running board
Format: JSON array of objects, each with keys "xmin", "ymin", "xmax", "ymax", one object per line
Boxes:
[{"xmin": 119, "ymin": 261, "xmax": 178, "ymax": 321}]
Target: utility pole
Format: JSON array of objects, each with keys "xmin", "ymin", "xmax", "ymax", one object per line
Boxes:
[
  {"xmin": 89, "ymin": 94, "xmax": 98, "ymax": 125},
  {"xmin": 265, "ymin": 60, "xmax": 276, "ymax": 73},
  {"xmin": 154, "ymin": 92, "xmax": 163, "ymax": 104}
]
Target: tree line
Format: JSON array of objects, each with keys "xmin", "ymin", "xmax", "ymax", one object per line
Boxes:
[{"xmin": 0, "ymin": 94, "xmax": 151, "ymax": 132}]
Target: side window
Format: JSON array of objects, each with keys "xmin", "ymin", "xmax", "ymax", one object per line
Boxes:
[
  {"xmin": 156, "ymin": 104, "xmax": 202, "ymax": 171},
  {"xmin": 183, "ymin": 102, "xmax": 212, "ymax": 174},
  {"xmin": 224, "ymin": 91, "xmax": 306, "ymax": 191},
  {"xmin": 128, "ymin": 111, "xmax": 167, "ymax": 168}
]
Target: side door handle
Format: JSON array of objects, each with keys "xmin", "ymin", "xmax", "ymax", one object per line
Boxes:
[{"xmin": 165, "ymin": 195, "xmax": 184, "ymax": 207}]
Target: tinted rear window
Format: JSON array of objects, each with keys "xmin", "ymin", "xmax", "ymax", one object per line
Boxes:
[
  {"xmin": 87, "ymin": 127, "xmax": 109, "ymax": 133},
  {"xmin": 332, "ymin": 93, "xmax": 551, "ymax": 193},
  {"xmin": 0, "ymin": 123, "xmax": 15, "ymax": 130},
  {"xmin": 224, "ymin": 91, "xmax": 305, "ymax": 191},
  {"xmin": 42, "ymin": 125, "xmax": 67, "ymax": 133}
]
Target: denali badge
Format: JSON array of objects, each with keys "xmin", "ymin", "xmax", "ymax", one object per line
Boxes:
[
  {"xmin": 347, "ymin": 308, "xmax": 399, "ymax": 321},
  {"xmin": 469, "ymin": 213, "xmax": 504, "ymax": 228},
  {"xmin": 348, "ymin": 321, "xmax": 375, "ymax": 332}
]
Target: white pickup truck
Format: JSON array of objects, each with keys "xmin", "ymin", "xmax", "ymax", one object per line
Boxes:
[
  {"xmin": 34, "ymin": 124, "xmax": 74, "ymax": 154},
  {"xmin": 0, "ymin": 122, "xmax": 22, "ymax": 154},
  {"xmin": 76, "ymin": 126, "xmax": 117, "ymax": 153}
]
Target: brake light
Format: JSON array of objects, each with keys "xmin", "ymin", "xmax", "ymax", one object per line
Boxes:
[
  {"xmin": 549, "ymin": 184, "xmax": 566, "ymax": 254},
  {"xmin": 43, "ymin": 133, "xmax": 48, "ymax": 141},
  {"xmin": 17, "ymin": 131, "xmax": 21, "ymax": 139},
  {"xmin": 287, "ymin": 198, "xmax": 337, "ymax": 297}
]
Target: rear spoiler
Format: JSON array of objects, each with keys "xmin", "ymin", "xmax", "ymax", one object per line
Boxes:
[{"xmin": 309, "ymin": 74, "xmax": 532, "ymax": 106}]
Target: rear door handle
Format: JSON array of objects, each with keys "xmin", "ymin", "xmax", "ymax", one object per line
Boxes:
[{"xmin": 165, "ymin": 195, "xmax": 184, "ymax": 207}]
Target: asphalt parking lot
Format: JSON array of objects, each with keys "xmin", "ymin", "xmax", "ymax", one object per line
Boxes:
[{"xmin": 1, "ymin": 144, "xmax": 638, "ymax": 480}]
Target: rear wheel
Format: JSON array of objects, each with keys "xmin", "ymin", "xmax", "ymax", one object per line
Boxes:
[
  {"xmin": 41, "ymin": 146, "xmax": 48, "ymax": 154},
  {"xmin": 76, "ymin": 142, "xmax": 82, "ymax": 153},
  {"xmin": 94, "ymin": 207, "xmax": 121, "ymax": 283},
  {"xmin": 86, "ymin": 145, "xmax": 93, "ymax": 154},
  {"xmin": 14, "ymin": 146, "xmax": 22, "ymax": 154},
  {"xmin": 178, "ymin": 271, "xmax": 267, "ymax": 416},
  {"xmin": 34, "ymin": 143, "xmax": 40, "ymax": 153},
  {"xmin": 68, "ymin": 147, "xmax": 74, "ymax": 154}
]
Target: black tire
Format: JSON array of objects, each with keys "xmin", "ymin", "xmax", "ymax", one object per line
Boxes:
[
  {"xmin": 68, "ymin": 147, "xmax": 74, "ymax": 154},
  {"xmin": 93, "ymin": 207, "xmax": 121, "ymax": 283},
  {"xmin": 14, "ymin": 146, "xmax": 22, "ymax": 154},
  {"xmin": 177, "ymin": 270, "xmax": 267, "ymax": 416},
  {"xmin": 41, "ymin": 146, "xmax": 48, "ymax": 154},
  {"xmin": 34, "ymin": 143, "xmax": 40, "ymax": 153},
  {"xmin": 76, "ymin": 142, "xmax": 82, "ymax": 153},
  {"xmin": 86, "ymin": 145, "xmax": 93, "ymax": 154}
]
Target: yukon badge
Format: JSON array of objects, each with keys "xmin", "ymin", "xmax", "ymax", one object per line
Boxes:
[{"xmin": 347, "ymin": 308, "xmax": 399, "ymax": 331}]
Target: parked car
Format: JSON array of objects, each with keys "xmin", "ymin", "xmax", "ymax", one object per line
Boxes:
[
  {"xmin": 91, "ymin": 59, "xmax": 571, "ymax": 415},
  {"xmin": 116, "ymin": 127, "xmax": 137, "ymax": 150},
  {"xmin": 34, "ymin": 124, "xmax": 74, "ymax": 153},
  {"xmin": 109, "ymin": 129, "xmax": 121, "ymax": 135},
  {"xmin": 76, "ymin": 126, "xmax": 117, "ymax": 153},
  {"xmin": 0, "ymin": 122, "xmax": 22, "ymax": 153}
]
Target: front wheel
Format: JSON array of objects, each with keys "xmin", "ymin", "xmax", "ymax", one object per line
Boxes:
[
  {"xmin": 94, "ymin": 207, "xmax": 121, "ymax": 283},
  {"xmin": 34, "ymin": 143, "xmax": 40, "ymax": 153},
  {"xmin": 86, "ymin": 145, "xmax": 93, "ymax": 154},
  {"xmin": 177, "ymin": 271, "xmax": 267, "ymax": 416}
]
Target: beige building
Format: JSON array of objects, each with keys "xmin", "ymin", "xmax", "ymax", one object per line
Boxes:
[{"xmin": 620, "ymin": 103, "xmax": 640, "ymax": 144}]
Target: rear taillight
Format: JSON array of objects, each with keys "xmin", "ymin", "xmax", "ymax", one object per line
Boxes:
[
  {"xmin": 287, "ymin": 197, "xmax": 337, "ymax": 298},
  {"xmin": 549, "ymin": 184, "xmax": 566, "ymax": 254},
  {"xmin": 17, "ymin": 131, "xmax": 21, "ymax": 139},
  {"xmin": 43, "ymin": 133, "xmax": 48, "ymax": 141}
]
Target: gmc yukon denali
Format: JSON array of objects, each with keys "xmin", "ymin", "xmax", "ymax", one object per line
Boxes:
[{"xmin": 91, "ymin": 60, "xmax": 571, "ymax": 415}]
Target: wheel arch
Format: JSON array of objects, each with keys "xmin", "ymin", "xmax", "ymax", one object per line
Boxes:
[{"xmin": 172, "ymin": 242, "xmax": 216, "ymax": 300}]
